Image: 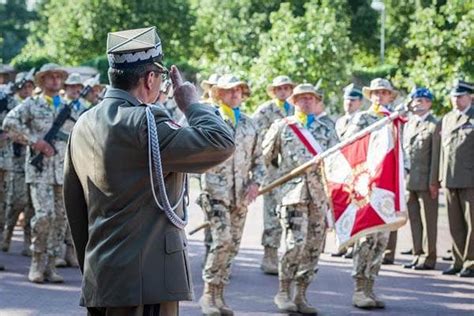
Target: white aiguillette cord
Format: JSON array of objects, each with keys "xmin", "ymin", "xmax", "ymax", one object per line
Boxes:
[{"xmin": 146, "ymin": 105, "xmax": 188, "ymax": 229}]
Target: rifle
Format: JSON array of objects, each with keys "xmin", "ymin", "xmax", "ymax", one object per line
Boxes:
[{"xmin": 29, "ymin": 85, "xmax": 92, "ymax": 172}]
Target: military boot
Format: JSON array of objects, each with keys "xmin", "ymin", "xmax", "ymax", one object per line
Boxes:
[
  {"xmin": 215, "ymin": 283, "xmax": 234, "ymax": 315},
  {"xmin": 45, "ymin": 256, "xmax": 64, "ymax": 283},
  {"xmin": 365, "ymin": 278, "xmax": 385, "ymax": 308},
  {"xmin": 199, "ymin": 282, "xmax": 220, "ymax": 316},
  {"xmin": 21, "ymin": 228, "xmax": 32, "ymax": 257},
  {"xmin": 274, "ymin": 279, "xmax": 297, "ymax": 312},
  {"xmin": 294, "ymin": 281, "xmax": 318, "ymax": 314},
  {"xmin": 261, "ymin": 246, "xmax": 278, "ymax": 275},
  {"xmin": 65, "ymin": 245, "xmax": 79, "ymax": 267},
  {"xmin": 28, "ymin": 252, "xmax": 45, "ymax": 283},
  {"xmin": 1, "ymin": 227, "xmax": 13, "ymax": 252},
  {"xmin": 352, "ymin": 278, "xmax": 376, "ymax": 309}
]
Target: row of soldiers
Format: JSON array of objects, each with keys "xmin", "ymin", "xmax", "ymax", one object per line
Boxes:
[
  {"xmin": 184, "ymin": 73, "xmax": 474, "ymax": 315},
  {"xmin": 0, "ymin": 64, "xmax": 104, "ymax": 281}
]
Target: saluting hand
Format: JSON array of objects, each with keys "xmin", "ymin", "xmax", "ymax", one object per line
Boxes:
[{"xmin": 170, "ymin": 65, "xmax": 199, "ymax": 112}]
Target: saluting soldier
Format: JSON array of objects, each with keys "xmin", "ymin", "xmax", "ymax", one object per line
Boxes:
[
  {"xmin": 1, "ymin": 70, "xmax": 35, "ymax": 256},
  {"xmin": 439, "ymin": 79, "xmax": 474, "ymax": 278},
  {"xmin": 402, "ymin": 87, "xmax": 440, "ymax": 270},
  {"xmin": 3, "ymin": 63, "xmax": 70, "ymax": 284},
  {"xmin": 346, "ymin": 78, "xmax": 399, "ymax": 308},
  {"xmin": 63, "ymin": 27, "xmax": 235, "ymax": 315},
  {"xmin": 199, "ymin": 74, "xmax": 265, "ymax": 315},
  {"xmin": 252, "ymin": 75, "xmax": 295, "ymax": 275},
  {"xmin": 264, "ymin": 84, "xmax": 337, "ymax": 314}
]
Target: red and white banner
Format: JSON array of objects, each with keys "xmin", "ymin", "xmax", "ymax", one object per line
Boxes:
[{"xmin": 322, "ymin": 120, "xmax": 406, "ymax": 249}]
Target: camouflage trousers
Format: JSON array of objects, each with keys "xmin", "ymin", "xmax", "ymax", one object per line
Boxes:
[
  {"xmin": 279, "ymin": 203, "xmax": 326, "ymax": 284},
  {"xmin": 0, "ymin": 169, "xmax": 6, "ymax": 235},
  {"xmin": 4, "ymin": 171, "xmax": 33, "ymax": 234},
  {"xmin": 261, "ymin": 191, "xmax": 282, "ymax": 249},
  {"xmin": 29, "ymin": 183, "xmax": 67, "ymax": 257},
  {"xmin": 202, "ymin": 201, "xmax": 248, "ymax": 285},
  {"xmin": 352, "ymin": 231, "xmax": 390, "ymax": 280}
]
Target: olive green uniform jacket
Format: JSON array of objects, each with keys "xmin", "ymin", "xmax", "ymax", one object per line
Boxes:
[{"xmin": 63, "ymin": 88, "xmax": 235, "ymax": 307}]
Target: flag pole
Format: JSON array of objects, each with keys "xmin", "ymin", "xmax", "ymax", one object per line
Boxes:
[{"xmin": 258, "ymin": 106, "xmax": 408, "ymax": 196}]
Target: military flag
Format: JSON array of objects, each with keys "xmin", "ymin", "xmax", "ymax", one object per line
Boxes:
[{"xmin": 322, "ymin": 118, "xmax": 406, "ymax": 250}]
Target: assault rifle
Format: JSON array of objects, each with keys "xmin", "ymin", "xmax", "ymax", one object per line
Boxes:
[{"xmin": 30, "ymin": 85, "xmax": 92, "ymax": 172}]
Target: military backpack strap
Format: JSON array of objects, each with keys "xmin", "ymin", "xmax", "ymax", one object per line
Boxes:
[{"xmin": 145, "ymin": 104, "xmax": 188, "ymax": 229}]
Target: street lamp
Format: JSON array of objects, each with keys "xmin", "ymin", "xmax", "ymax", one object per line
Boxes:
[{"xmin": 371, "ymin": 0, "xmax": 386, "ymax": 65}]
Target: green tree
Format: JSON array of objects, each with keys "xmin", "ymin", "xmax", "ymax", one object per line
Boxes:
[
  {"xmin": 248, "ymin": 1, "xmax": 352, "ymax": 112},
  {"xmin": 0, "ymin": 0, "xmax": 37, "ymax": 63},
  {"xmin": 13, "ymin": 0, "xmax": 194, "ymax": 67},
  {"xmin": 393, "ymin": 0, "xmax": 474, "ymax": 114}
]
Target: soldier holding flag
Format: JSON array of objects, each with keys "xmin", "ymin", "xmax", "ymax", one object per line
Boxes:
[{"xmin": 263, "ymin": 83, "xmax": 337, "ymax": 314}]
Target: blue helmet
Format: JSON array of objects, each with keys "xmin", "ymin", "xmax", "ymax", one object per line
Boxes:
[{"xmin": 410, "ymin": 87, "xmax": 433, "ymax": 101}]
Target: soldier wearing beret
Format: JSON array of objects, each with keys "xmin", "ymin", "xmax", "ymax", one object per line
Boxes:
[
  {"xmin": 402, "ymin": 87, "xmax": 440, "ymax": 271},
  {"xmin": 439, "ymin": 79, "xmax": 474, "ymax": 278},
  {"xmin": 252, "ymin": 75, "xmax": 295, "ymax": 275},
  {"xmin": 63, "ymin": 27, "xmax": 235, "ymax": 315}
]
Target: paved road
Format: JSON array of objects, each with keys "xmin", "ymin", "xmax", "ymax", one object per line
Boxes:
[{"xmin": 1, "ymin": 182, "xmax": 473, "ymax": 315}]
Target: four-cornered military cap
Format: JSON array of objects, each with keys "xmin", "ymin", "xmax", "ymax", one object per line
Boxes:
[
  {"xmin": 200, "ymin": 73, "xmax": 220, "ymax": 91},
  {"xmin": 362, "ymin": 78, "xmax": 398, "ymax": 100},
  {"xmin": 64, "ymin": 73, "xmax": 84, "ymax": 86},
  {"xmin": 266, "ymin": 75, "xmax": 295, "ymax": 98},
  {"xmin": 450, "ymin": 79, "xmax": 473, "ymax": 96},
  {"xmin": 35, "ymin": 63, "xmax": 68, "ymax": 87},
  {"xmin": 343, "ymin": 83, "xmax": 363, "ymax": 100},
  {"xmin": 211, "ymin": 74, "xmax": 251, "ymax": 100},
  {"xmin": 289, "ymin": 83, "xmax": 323, "ymax": 104},
  {"xmin": 107, "ymin": 27, "xmax": 163, "ymax": 69}
]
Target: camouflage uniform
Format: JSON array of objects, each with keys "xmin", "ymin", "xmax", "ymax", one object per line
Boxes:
[
  {"xmin": 263, "ymin": 116, "xmax": 337, "ymax": 283},
  {"xmin": 317, "ymin": 112, "xmax": 336, "ymax": 130},
  {"xmin": 2, "ymin": 94, "xmax": 74, "ymax": 258},
  {"xmin": 345, "ymin": 107, "xmax": 391, "ymax": 280},
  {"xmin": 0, "ymin": 94, "xmax": 18, "ymax": 237},
  {"xmin": 335, "ymin": 110, "xmax": 360, "ymax": 140},
  {"xmin": 1, "ymin": 96, "xmax": 33, "ymax": 253},
  {"xmin": 252, "ymin": 100, "xmax": 294, "ymax": 250},
  {"xmin": 201, "ymin": 113, "xmax": 265, "ymax": 285}
]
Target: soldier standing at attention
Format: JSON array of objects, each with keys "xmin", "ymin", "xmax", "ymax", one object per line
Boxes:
[
  {"xmin": 345, "ymin": 78, "xmax": 399, "ymax": 308},
  {"xmin": 252, "ymin": 75, "xmax": 295, "ymax": 275},
  {"xmin": 263, "ymin": 84, "xmax": 337, "ymax": 314},
  {"xmin": 402, "ymin": 87, "xmax": 440, "ymax": 271},
  {"xmin": 2, "ymin": 63, "xmax": 69, "ymax": 284},
  {"xmin": 1, "ymin": 71, "xmax": 35, "ymax": 256},
  {"xmin": 63, "ymin": 27, "xmax": 235, "ymax": 316},
  {"xmin": 335, "ymin": 84, "xmax": 364, "ymax": 140},
  {"xmin": 439, "ymin": 79, "xmax": 474, "ymax": 278},
  {"xmin": 200, "ymin": 74, "xmax": 265, "ymax": 315}
]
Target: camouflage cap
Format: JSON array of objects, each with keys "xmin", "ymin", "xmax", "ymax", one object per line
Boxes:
[
  {"xmin": 289, "ymin": 83, "xmax": 323, "ymax": 104},
  {"xmin": 107, "ymin": 26, "xmax": 163, "ymax": 69},
  {"xmin": 35, "ymin": 63, "xmax": 68, "ymax": 86},
  {"xmin": 83, "ymin": 74, "xmax": 102, "ymax": 88},
  {"xmin": 266, "ymin": 75, "xmax": 295, "ymax": 98},
  {"xmin": 64, "ymin": 73, "xmax": 84, "ymax": 86},
  {"xmin": 362, "ymin": 78, "xmax": 398, "ymax": 100},
  {"xmin": 14, "ymin": 68, "xmax": 35, "ymax": 88},
  {"xmin": 211, "ymin": 74, "xmax": 251, "ymax": 100},
  {"xmin": 200, "ymin": 73, "xmax": 220, "ymax": 91}
]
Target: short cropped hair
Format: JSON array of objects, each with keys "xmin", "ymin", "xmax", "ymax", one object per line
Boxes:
[{"xmin": 108, "ymin": 63, "xmax": 159, "ymax": 91}]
